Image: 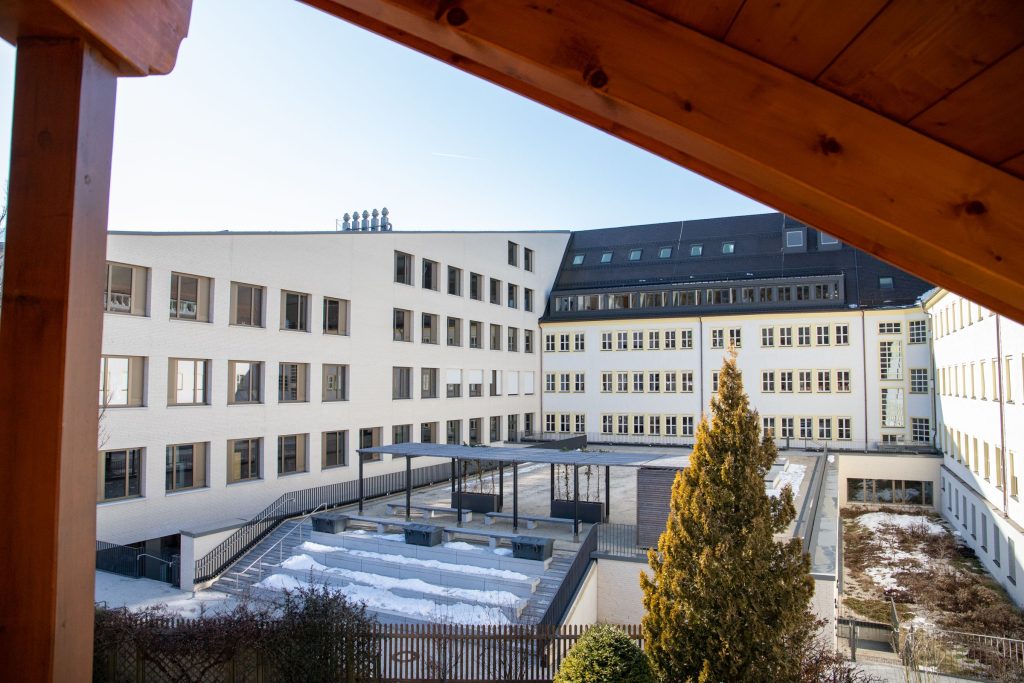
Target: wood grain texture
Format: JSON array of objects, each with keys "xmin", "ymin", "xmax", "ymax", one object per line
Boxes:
[
  {"xmin": 630, "ymin": 0, "xmax": 744, "ymax": 40},
  {"xmin": 819, "ymin": 0, "xmax": 1024, "ymax": 122},
  {"xmin": 305, "ymin": 0, "xmax": 1024, "ymax": 325},
  {"xmin": 725, "ymin": 0, "xmax": 887, "ymax": 80},
  {"xmin": 912, "ymin": 46, "xmax": 1024, "ymax": 165},
  {"xmin": 0, "ymin": 38, "xmax": 115, "ymax": 682},
  {"xmin": 0, "ymin": 0, "xmax": 191, "ymax": 76}
]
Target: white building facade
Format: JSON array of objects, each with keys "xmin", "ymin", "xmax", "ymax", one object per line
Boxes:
[
  {"xmin": 926, "ymin": 288, "xmax": 1024, "ymax": 605},
  {"xmin": 97, "ymin": 229, "xmax": 569, "ymax": 551}
]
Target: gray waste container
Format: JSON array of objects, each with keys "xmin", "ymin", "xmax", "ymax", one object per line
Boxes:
[
  {"xmin": 405, "ymin": 523, "xmax": 443, "ymax": 547},
  {"xmin": 512, "ymin": 536, "xmax": 554, "ymax": 561}
]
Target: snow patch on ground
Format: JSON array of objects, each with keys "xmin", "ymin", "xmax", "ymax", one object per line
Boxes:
[
  {"xmin": 348, "ymin": 530, "xmax": 406, "ymax": 542},
  {"xmin": 492, "ymin": 548, "xmax": 513, "ymax": 556},
  {"xmin": 95, "ymin": 571, "xmax": 236, "ymax": 618},
  {"xmin": 443, "ymin": 541, "xmax": 514, "ymax": 556},
  {"xmin": 255, "ymin": 573, "xmax": 512, "ymax": 625},
  {"xmin": 279, "ymin": 554, "xmax": 521, "ymax": 606},
  {"xmin": 298, "ymin": 541, "xmax": 341, "ymax": 553},
  {"xmin": 338, "ymin": 547, "xmax": 530, "ymax": 580},
  {"xmin": 856, "ymin": 512, "xmax": 945, "ymax": 536},
  {"xmin": 767, "ymin": 464, "xmax": 807, "ymax": 498}
]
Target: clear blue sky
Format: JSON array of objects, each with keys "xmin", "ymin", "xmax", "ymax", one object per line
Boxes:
[{"xmin": 0, "ymin": 0, "xmax": 766, "ymax": 232}]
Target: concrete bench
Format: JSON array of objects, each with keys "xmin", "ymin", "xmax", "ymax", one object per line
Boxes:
[
  {"xmin": 384, "ymin": 502, "xmax": 473, "ymax": 523},
  {"xmin": 483, "ymin": 512, "xmax": 579, "ymax": 530},
  {"xmin": 442, "ymin": 527, "xmax": 556, "ymax": 550}
]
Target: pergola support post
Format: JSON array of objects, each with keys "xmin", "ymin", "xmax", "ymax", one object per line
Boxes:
[
  {"xmin": 512, "ymin": 462, "xmax": 519, "ymax": 532},
  {"xmin": 358, "ymin": 453, "xmax": 364, "ymax": 513},
  {"xmin": 405, "ymin": 457, "xmax": 411, "ymax": 521},
  {"xmin": 498, "ymin": 460, "xmax": 504, "ymax": 511},
  {"xmin": 456, "ymin": 458, "xmax": 463, "ymax": 528},
  {"xmin": 0, "ymin": 38, "xmax": 117, "ymax": 681},
  {"xmin": 605, "ymin": 465, "xmax": 611, "ymax": 519},
  {"xmin": 573, "ymin": 464, "xmax": 580, "ymax": 541}
]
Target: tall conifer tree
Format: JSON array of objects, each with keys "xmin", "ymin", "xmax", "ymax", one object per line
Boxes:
[{"xmin": 641, "ymin": 350, "xmax": 815, "ymax": 682}]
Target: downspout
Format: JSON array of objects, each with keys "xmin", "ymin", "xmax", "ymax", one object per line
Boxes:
[
  {"xmin": 925, "ymin": 307, "xmax": 938, "ymax": 452},
  {"xmin": 861, "ymin": 310, "xmax": 869, "ymax": 450},
  {"xmin": 996, "ymin": 314, "xmax": 1009, "ymax": 517}
]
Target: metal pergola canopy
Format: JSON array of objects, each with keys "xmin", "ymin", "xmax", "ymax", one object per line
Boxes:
[{"xmin": 355, "ymin": 442, "xmax": 689, "ymax": 468}]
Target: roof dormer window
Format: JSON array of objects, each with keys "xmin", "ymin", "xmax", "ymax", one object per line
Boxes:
[
  {"xmin": 690, "ymin": 244, "xmax": 703, "ymax": 257},
  {"xmin": 658, "ymin": 247, "xmax": 672, "ymax": 258},
  {"xmin": 628, "ymin": 248, "xmax": 642, "ymax": 261},
  {"xmin": 571, "ymin": 253, "xmax": 584, "ymax": 266},
  {"xmin": 600, "ymin": 252, "xmax": 613, "ymax": 263},
  {"xmin": 722, "ymin": 241, "xmax": 735, "ymax": 254}
]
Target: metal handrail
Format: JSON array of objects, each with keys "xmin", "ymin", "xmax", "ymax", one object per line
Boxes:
[
  {"xmin": 263, "ymin": 496, "xmax": 297, "ymax": 519},
  {"xmin": 238, "ymin": 502, "xmax": 329, "ymax": 582},
  {"xmin": 136, "ymin": 553, "xmax": 173, "ymax": 567}
]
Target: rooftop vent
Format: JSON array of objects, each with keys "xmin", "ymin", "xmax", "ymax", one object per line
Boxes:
[{"xmin": 337, "ymin": 207, "xmax": 392, "ymax": 231}]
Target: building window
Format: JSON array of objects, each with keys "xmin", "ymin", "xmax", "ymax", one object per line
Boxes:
[
  {"xmin": 816, "ymin": 325, "xmax": 830, "ymax": 345},
  {"xmin": 230, "ymin": 282, "xmax": 264, "ymax": 327},
  {"xmin": 779, "ymin": 327, "xmax": 792, "ymax": 347},
  {"xmin": 278, "ymin": 363, "xmax": 309, "ymax": 403},
  {"xmin": 421, "ymin": 422, "xmax": 438, "ymax": 444},
  {"xmin": 559, "ymin": 373, "xmax": 571, "ymax": 393},
  {"xmin": 392, "ymin": 366, "xmax": 412, "ymax": 400},
  {"xmin": 798, "ymin": 370, "xmax": 812, "ymax": 393},
  {"xmin": 490, "ymin": 416, "xmax": 502, "ymax": 442},
  {"xmin": 820, "ymin": 232, "xmax": 839, "ymax": 246},
  {"xmin": 229, "ymin": 360, "xmax": 262, "ymax": 404},
  {"xmin": 847, "ymin": 479, "xmax": 933, "ymax": 505},
  {"xmin": 393, "ymin": 424, "xmax": 412, "ymax": 445},
  {"xmin": 322, "ymin": 430, "xmax": 348, "ymax": 469},
  {"xmin": 616, "ymin": 372, "xmax": 629, "ymax": 393},
  {"xmin": 277, "ymin": 434, "xmax": 308, "ymax": 475},
  {"xmin": 420, "ymin": 313, "xmax": 439, "ymax": 344},
  {"xmin": 395, "ymin": 251, "xmax": 413, "ymax": 285},
  {"xmin": 602, "ymin": 415, "xmax": 614, "ymax": 434},
  {"xmin": 489, "ymin": 278, "xmax": 501, "ymax": 305},
  {"xmin": 781, "ymin": 417, "xmax": 794, "ymax": 439},
  {"xmin": 545, "ymin": 334, "xmax": 556, "ymax": 353},
  {"xmin": 166, "ymin": 443, "xmax": 207, "ymax": 492},
  {"xmin": 446, "ymin": 419, "xmax": 462, "ymax": 444},
  {"xmin": 880, "ymin": 340, "xmax": 903, "ymax": 380},
  {"xmin": 525, "ymin": 288, "xmax": 534, "ymax": 312},
  {"xmin": 676, "ymin": 371, "xmax": 691, "ymax": 393},
  {"xmin": 721, "ymin": 241, "xmax": 735, "ymax": 254},
  {"xmin": 571, "ymin": 333, "xmax": 584, "ymax": 352},
  {"xmin": 647, "ymin": 330, "xmax": 660, "ymax": 350},
  {"xmin": 797, "ymin": 326, "xmax": 811, "ymax": 346},
  {"xmin": 690, "ymin": 244, "xmax": 703, "ymax": 257},
  {"xmin": 712, "ymin": 371, "xmax": 720, "ymax": 393},
  {"xmin": 658, "ymin": 246, "xmax": 672, "ymax": 258},
  {"xmin": 800, "ymin": 418, "xmax": 813, "ymax": 439},
  {"xmin": 571, "ymin": 253, "xmax": 585, "ymax": 266},
  {"xmin": 835, "ymin": 324, "xmax": 849, "ymax": 345},
  {"xmin": 323, "ymin": 297, "xmax": 350, "ymax": 335},
  {"xmin": 785, "ymin": 230, "xmax": 803, "ymax": 248},
  {"xmin": 281, "ymin": 291, "xmax": 310, "ymax": 332},
  {"xmin": 468, "ymin": 320, "xmax": 482, "ymax": 349},
  {"xmin": 168, "ymin": 358, "xmax": 208, "ymax": 406},
  {"xmin": 881, "ymin": 388, "xmax": 905, "ymax": 427},
  {"xmin": 879, "ymin": 276, "xmax": 894, "ymax": 290},
  {"xmin": 616, "ymin": 331, "xmax": 628, "ymax": 350},
  {"xmin": 762, "ymin": 417, "xmax": 776, "ymax": 438},
  {"xmin": 104, "ymin": 262, "xmax": 148, "ymax": 315},
  {"xmin": 508, "ymin": 241, "xmax": 519, "ymax": 267},
  {"xmin": 468, "ymin": 370, "xmax": 484, "ymax": 397},
  {"xmin": 420, "ymin": 367, "xmax": 439, "ymax": 399},
  {"xmin": 490, "ymin": 324, "xmax": 502, "ymax": 351},
  {"xmin": 169, "ymin": 272, "xmax": 209, "ymax": 321},
  {"xmin": 681, "ymin": 416, "xmax": 695, "ymax": 437},
  {"xmin": 817, "ymin": 370, "xmax": 831, "ymax": 393},
  {"xmin": 629, "ymin": 248, "xmax": 642, "ymax": 261},
  {"xmin": 761, "ymin": 327, "xmax": 774, "ymax": 347},
  {"xmin": 836, "ymin": 370, "xmax": 851, "ymax": 392},
  {"xmin": 601, "ymin": 372, "xmax": 613, "ymax": 393},
  {"xmin": 878, "ymin": 322, "xmax": 902, "ymax": 335},
  {"xmin": 421, "ymin": 259, "xmax": 438, "ymax": 290},
  {"xmin": 99, "ymin": 355, "xmax": 145, "ymax": 408},
  {"xmin": 632, "ymin": 331, "xmax": 644, "ymax": 350},
  {"xmin": 712, "ymin": 329, "xmax": 724, "ymax": 349},
  {"xmin": 447, "ymin": 317, "xmax": 463, "ymax": 346},
  {"xmin": 909, "ymin": 320, "xmax": 927, "ymax": 343},
  {"xmin": 911, "ymin": 418, "xmax": 931, "ymax": 443},
  {"xmin": 836, "ymin": 418, "xmax": 852, "ymax": 440},
  {"xmin": 910, "ymin": 369, "xmax": 929, "ymax": 393},
  {"xmin": 446, "ymin": 369, "xmax": 462, "ymax": 398},
  {"xmin": 600, "ymin": 251, "xmax": 613, "ymax": 263},
  {"xmin": 525, "ymin": 329, "xmax": 534, "ymax": 353},
  {"xmin": 507, "ymin": 283, "xmax": 519, "ymax": 309},
  {"xmin": 525, "ymin": 248, "xmax": 534, "ymax": 272},
  {"xmin": 227, "ymin": 438, "xmax": 261, "ymax": 483},
  {"xmin": 507, "ymin": 327, "xmax": 519, "ymax": 352},
  {"xmin": 99, "ymin": 448, "xmax": 143, "ymax": 501},
  {"xmin": 469, "ymin": 272, "xmax": 482, "ymax": 300},
  {"xmin": 323, "ymin": 364, "xmax": 349, "ymax": 401},
  {"xmin": 447, "ymin": 266, "xmax": 462, "ymax": 296},
  {"xmin": 779, "ymin": 371, "xmax": 793, "ymax": 393},
  {"xmin": 729, "ymin": 328, "xmax": 742, "ymax": 348},
  {"xmin": 393, "ymin": 308, "xmax": 412, "ymax": 342},
  {"xmin": 647, "ymin": 372, "xmax": 660, "ymax": 393},
  {"xmin": 762, "ymin": 371, "xmax": 775, "ymax": 393}
]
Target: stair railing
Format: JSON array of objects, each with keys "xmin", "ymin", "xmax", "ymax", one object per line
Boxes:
[{"xmin": 238, "ymin": 502, "xmax": 329, "ymax": 584}]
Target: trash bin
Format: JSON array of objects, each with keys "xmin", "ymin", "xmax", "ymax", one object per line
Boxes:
[
  {"xmin": 512, "ymin": 536, "xmax": 554, "ymax": 561},
  {"xmin": 312, "ymin": 513, "xmax": 348, "ymax": 534},
  {"xmin": 405, "ymin": 523, "xmax": 443, "ymax": 547}
]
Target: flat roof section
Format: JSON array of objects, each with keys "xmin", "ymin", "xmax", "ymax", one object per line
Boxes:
[{"xmin": 356, "ymin": 442, "xmax": 685, "ymax": 468}]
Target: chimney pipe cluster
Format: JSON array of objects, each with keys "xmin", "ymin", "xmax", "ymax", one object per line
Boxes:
[{"xmin": 338, "ymin": 208, "xmax": 392, "ymax": 231}]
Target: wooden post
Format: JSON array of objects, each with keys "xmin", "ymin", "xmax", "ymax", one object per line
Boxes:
[{"xmin": 0, "ymin": 38, "xmax": 117, "ymax": 681}]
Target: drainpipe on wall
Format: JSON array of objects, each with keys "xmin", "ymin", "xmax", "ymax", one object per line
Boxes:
[
  {"xmin": 996, "ymin": 314, "xmax": 1009, "ymax": 517},
  {"xmin": 861, "ymin": 310, "xmax": 869, "ymax": 450},
  {"xmin": 925, "ymin": 307, "xmax": 939, "ymax": 452}
]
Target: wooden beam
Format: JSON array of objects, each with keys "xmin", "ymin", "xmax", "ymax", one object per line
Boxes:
[
  {"xmin": 304, "ymin": 0, "xmax": 1024, "ymax": 324},
  {"xmin": 0, "ymin": 0, "xmax": 192, "ymax": 76},
  {"xmin": 0, "ymin": 38, "xmax": 116, "ymax": 681}
]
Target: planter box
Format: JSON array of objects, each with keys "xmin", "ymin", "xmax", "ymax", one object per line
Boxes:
[
  {"xmin": 404, "ymin": 524, "xmax": 443, "ymax": 547},
  {"xmin": 512, "ymin": 536, "xmax": 555, "ymax": 561},
  {"xmin": 451, "ymin": 491, "xmax": 502, "ymax": 513},
  {"xmin": 311, "ymin": 512, "xmax": 348, "ymax": 534},
  {"xmin": 550, "ymin": 499, "xmax": 606, "ymax": 523}
]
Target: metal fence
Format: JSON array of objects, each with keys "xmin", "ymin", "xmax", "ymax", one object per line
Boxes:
[
  {"xmin": 96, "ymin": 541, "xmax": 181, "ymax": 586},
  {"xmin": 538, "ymin": 524, "xmax": 598, "ymax": 627},
  {"xmin": 194, "ymin": 462, "xmax": 456, "ymax": 583},
  {"xmin": 596, "ymin": 523, "xmax": 648, "ymax": 558},
  {"xmin": 93, "ymin": 619, "xmax": 644, "ymax": 683},
  {"xmin": 901, "ymin": 625, "xmax": 1024, "ymax": 679}
]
